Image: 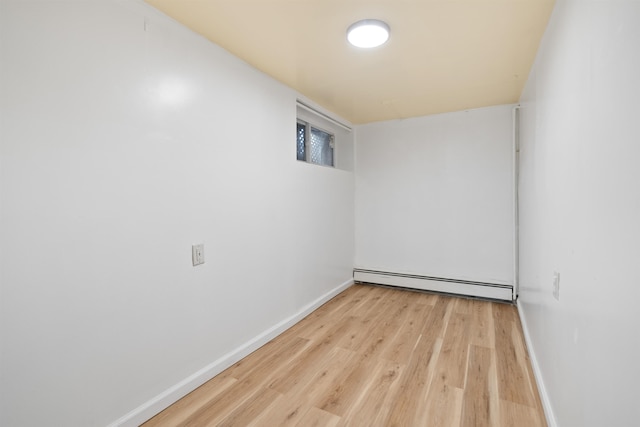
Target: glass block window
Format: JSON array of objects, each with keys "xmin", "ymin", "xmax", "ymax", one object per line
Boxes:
[
  {"xmin": 296, "ymin": 120, "xmax": 334, "ymax": 167},
  {"xmin": 297, "ymin": 122, "xmax": 306, "ymax": 161}
]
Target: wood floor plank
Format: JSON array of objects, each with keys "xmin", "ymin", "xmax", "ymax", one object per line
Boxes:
[
  {"xmin": 293, "ymin": 285, "xmax": 370, "ymax": 341},
  {"xmin": 493, "ymin": 303, "xmax": 536, "ymax": 407},
  {"xmin": 422, "ymin": 378, "xmax": 464, "ymax": 427},
  {"xmin": 336, "ymin": 358, "xmax": 404, "ymax": 426},
  {"xmin": 470, "ymin": 299, "xmax": 495, "ymax": 348},
  {"xmin": 332, "ymin": 288, "xmax": 393, "ymax": 351},
  {"xmin": 314, "ymin": 291, "xmax": 413, "ymax": 416},
  {"xmin": 461, "ymin": 345, "xmax": 498, "ymax": 427},
  {"xmin": 345, "ymin": 285, "xmax": 392, "ymax": 318},
  {"xmin": 415, "ymin": 299, "xmax": 472, "ymax": 426},
  {"xmin": 268, "ymin": 316, "xmax": 358, "ymax": 394},
  {"xmin": 294, "ymin": 407, "xmax": 340, "ymax": 427},
  {"xmin": 380, "ymin": 301, "xmax": 431, "ymax": 364},
  {"xmin": 252, "ymin": 346, "xmax": 356, "ymax": 427},
  {"xmin": 314, "ymin": 350, "xmax": 378, "ymax": 416},
  {"xmin": 439, "ymin": 311, "xmax": 472, "ymax": 389},
  {"xmin": 454, "ymin": 297, "xmax": 473, "ymax": 314},
  {"xmin": 382, "ymin": 296, "xmax": 454, "ymax": 426},
  {"xmin": 500, "ymin": 399, "xmax": 545, "ymax": 427},
  {"xmin": 172, "ymin": 336, "xmax": 311, "ymax": 426},
  {"xmin": 382, "ymin": 337, "xmax": 442, "ymax": 427},
  {"xmin": 216, "ymin": 387, "xmax": 282, "ymax": 427},
  {"xmin": 142, "ymin": 375, "xmax": 237, "ymax": 426},
  {"xmin": 144, "ymin": 285, "xmax": 547, "ymax": 427},
  {"xmin": 225, "ymin": 335, "xmax": 309, "ymax": 381}
]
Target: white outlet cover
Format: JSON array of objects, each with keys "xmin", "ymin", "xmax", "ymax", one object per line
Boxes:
[{"xmin": 192, "ymin": 244, "xmax": 205, "ymax": 266}]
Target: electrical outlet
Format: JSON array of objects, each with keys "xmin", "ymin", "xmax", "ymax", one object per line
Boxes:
[
  {"xmin": 553, "ymin": 271, "xmax": 560, "ymax": 300},
  {"xmin": 192, "ymin": 244, "xmax": 205, "ymax": 266}
]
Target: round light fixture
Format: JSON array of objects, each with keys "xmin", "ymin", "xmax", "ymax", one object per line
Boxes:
[{"xmin": 347, "ymin": 19, "xmax": 390, "ymax": 48}]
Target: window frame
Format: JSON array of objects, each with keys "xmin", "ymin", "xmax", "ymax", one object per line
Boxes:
[
  {"xmin": 296, "ymin": 119, "xmax": 336, "ymax": 168},
  {"xmin": 296, "ymin": 100, "xmax": 353, "ymax": 172}
]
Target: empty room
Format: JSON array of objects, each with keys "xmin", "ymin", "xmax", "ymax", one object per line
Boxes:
[{"xmin": 1, "ymin": 0, "xmax": 639, "ymax": 426}]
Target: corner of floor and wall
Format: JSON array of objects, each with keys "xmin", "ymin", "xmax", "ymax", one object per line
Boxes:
[{"xmin": 2, "ymin": 0, "xmax": 640, "ymax": 426}]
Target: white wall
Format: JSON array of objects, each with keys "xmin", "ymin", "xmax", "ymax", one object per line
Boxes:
[
  {"xmin": 518, "ymin": 0, "xmax": 640, "ymax": 425},
  {"xmin": 355, "ymin": 105, "xmax": 514, "ymax": 285},
  {"xmin": 0, "ymin": 1, "xmax": 354, "ymax": 426}
]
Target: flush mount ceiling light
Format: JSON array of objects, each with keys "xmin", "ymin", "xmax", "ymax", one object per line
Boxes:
[{"xmin": 347, "ymin": 19, "xmax": 390, "ymax": 48}]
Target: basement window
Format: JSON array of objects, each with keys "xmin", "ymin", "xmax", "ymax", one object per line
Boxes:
[{"xmin": 296, "ymin": 120, "xmax": 335, "ymax": 167}]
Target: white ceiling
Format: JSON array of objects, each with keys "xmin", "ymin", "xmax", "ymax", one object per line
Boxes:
[{"xmin": 145, "ymin": 0, "xmax": 555, "ymax": 124}]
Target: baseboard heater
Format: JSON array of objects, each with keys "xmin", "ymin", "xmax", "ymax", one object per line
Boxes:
[{"xmin": 353, "ymin": 269, "xmax": 514, "ymax": 301}]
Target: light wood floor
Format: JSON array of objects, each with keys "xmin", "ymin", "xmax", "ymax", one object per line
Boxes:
[{"xmin": 143, "ymin": 284, "xmax": 546, "ymax": 426}]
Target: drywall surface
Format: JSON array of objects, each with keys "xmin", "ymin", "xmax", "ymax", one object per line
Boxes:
[
  {"xmin": 355, "ymin": 105, "xmax": 514, "ymax": 285},
  {"xmin": 0, "ymin": 1, "xmax": 354, "ymax": 425},
  {"xmin": 518, "ymin": 0, "xmax": 640, "ymax": 425}
]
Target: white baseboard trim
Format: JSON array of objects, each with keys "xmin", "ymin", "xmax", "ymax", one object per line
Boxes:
[
  {"xmin": 107, "ymin": 278, "xmax": 354, "ymax": 427},
  {"xmin": 516, "ymin": 299, "xmax": 557, "ymax": 427}
]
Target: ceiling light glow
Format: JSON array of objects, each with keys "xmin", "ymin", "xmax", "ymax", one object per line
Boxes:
[{"xmin": 347, "ymin": 19, "xmax": 390, "ymax": 48}]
